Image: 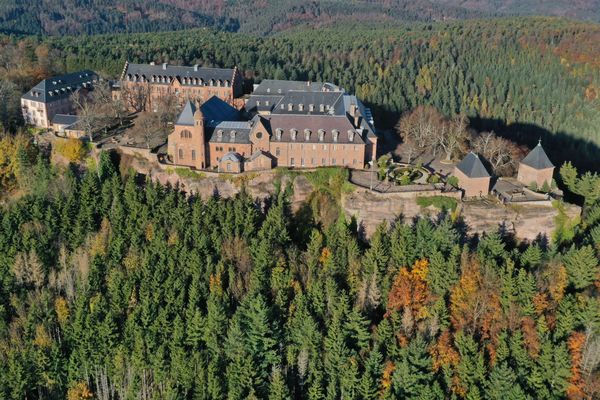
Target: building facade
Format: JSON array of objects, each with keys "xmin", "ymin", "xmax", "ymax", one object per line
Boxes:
[
  {"xmin": 21, "ymin": 70, "xmax": 98, "ymax": 129},
  {"xmin": 454, "ymin": 152, "xmax": 491, "ymax": 198},
  {"xmin": 118, "ymin": 62, "xmax": 244, "ymax": 112},
  {"xmin": 517, "ymin": 141, "xmax": 555, "ymax": 189},
  {"xmin": 166, "ymin": 80, "xmax": 378, "ymax": 172}
]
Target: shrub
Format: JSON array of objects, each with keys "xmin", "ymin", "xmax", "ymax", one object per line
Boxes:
[
  {"xmin": 54, "ymin": 138, "xmax": 87, "ymax": 162},
  {"xmin": 447, "ymin": 176, "xmax": 459, "ymax": 188},
  {"xmin": 416, "ymin": 196, "xmax": 458, "ymax": 211},
  {"xmin": 174, "ymin": 167, "xmax": 205, "ymax": 179}
]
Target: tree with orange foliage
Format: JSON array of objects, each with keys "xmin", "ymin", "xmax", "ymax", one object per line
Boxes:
[
  {"xmin": 449, "ymin": 256, "xmax": 504, "ymax": 341},
  {"xmin": 385, "ymin": 259, "xmax": 431, "ymax": 335},
  {"xmin": 567, "ymin": 332, "xmax": 587, "ymax": 400}
]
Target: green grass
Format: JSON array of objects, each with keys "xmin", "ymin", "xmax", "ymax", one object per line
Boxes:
[
  {"xmin": 416, "ymin": 196, "xmax": 458, "ymax": 212},
  {"xmin": 174, "ymin": 168, "xmax": 206, "ymax": 180}
]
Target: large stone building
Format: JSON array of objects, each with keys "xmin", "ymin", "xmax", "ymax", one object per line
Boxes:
[
  {"xmin": 454, "ymin": 152, "xmax": 491, "ymax": 198},
  {"xmin": 118, "ymin": 62, "xmax": 244, "ymax": 112},
  {"xmin": 21, "ymin": 70, "xmax": 98, "ymax": 128},
  {"xmin": 167, "ymin": 79, "xmax": 378, "ymax": 172},
  {"xmin": 517, "ymin": 141, "xmax": 555, "ymax": 189}
]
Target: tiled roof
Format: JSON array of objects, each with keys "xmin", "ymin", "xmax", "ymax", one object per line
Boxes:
[
  {"xmin": 52, "ymin": 114, "xmax": 80, "ymax": 126},
  {"xmin": 271, "ymin": 91, "xmax": 345, "ymax": 116},
  {"xmin": 456, "ymin": 152, "xmax": 490, "ymax": 178},
  {"xmin": 267, "ymin": 114, "xmax": 366, "ymax": 144},
  {"xmin": 521, "ymin": 142, "xmax": 554, "ymax": 170},
  {"xmin": 221, "ymin": 152, "xmax": 242, "ymax": 162},
  {"xmin": 207, "ymin": 121, "xmax": 252, "ymax": 144},
  {"xmin": 22, "ymin": 70, "xmax": 98, "ymax": 103},
  {"xmin": 122, "ymin": 62, "xmax": 235, "ymax": 86},
  {"xmin": 252, "ymin": 79, "xmax": 334, "ymax": 95},
  {"xmin": 176, "ymin": 101, "xmax": 197, "ymax": 126},
  {"xmin": 175, "ymin": 97, "xmax": 240, "ymax": 127}
]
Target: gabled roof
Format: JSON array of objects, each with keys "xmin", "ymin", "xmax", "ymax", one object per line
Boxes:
[
  {"xmin": 176, "ymin": 101, "xmax": 197, "ymax": 126},
  {"xmin": 249, "ymin": 150, "xmax": 272, "ymax": 161},
  {"xmin": 175, "ymin": 97, "xmax": 240, "ymax": 127},
  {"xmin": 207, "ymin": 121, "xmax": 252, "ymax": 144},
  {"xmin": 267, "ymin": 114, "xmax": 366, "ymax": 144},
  {"xmin": 271, "ymin": 91, "xmax": 345, "ymax": 116},
  {"xmin": 22, "ymin": 70, "xmax": 98, "ymax": 103},
  {"xmin": 221, "ymin": 152, "xmax": 242, "ymax": 163},
  {"xmin": 521, "ymin": 142, "xmax": 554, "ymax": 170},
  {"xmin": 52, "ymin": 114, "xmax": 80, "ymax": 126},
  {"xmin": 253, "ymin": 79, "xmax": 335, "ymax": 95},
  {"xmin": 456, "ymin": 152, "xmax": 490, "ymax": 178}
]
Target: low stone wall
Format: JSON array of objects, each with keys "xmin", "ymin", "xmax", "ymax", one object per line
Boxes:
[{"xmin": 114, "ymin": 145, "xmax": 156, "ymax": 163}]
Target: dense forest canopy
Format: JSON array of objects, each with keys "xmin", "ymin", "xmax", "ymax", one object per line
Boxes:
[
  {"xmin": 1, "ymin": 0, "xmax": 599, "ymax": 37},
  {"xmin": 2, "ymin": 17, "xmax": 600, "ymax": 172},
  {"xmin": 0, "ymin": 142, "xmax": 598, "ymax": 399}
]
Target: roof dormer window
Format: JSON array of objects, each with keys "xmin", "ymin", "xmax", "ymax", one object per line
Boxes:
[
  {"xmin": 290, "ymin": 129, "xmax": 297, "ymax": 141},
  {"xmin": 319, "ymin": 104, "xmax": 325, "ymax": 112},
  {"xmin": 288, "ymin": 103, "xmax": 293, "ymax": 111},
  {"xmin": 309, "ymin": 104, "xmax": 314, "ymax": 112},
  {"xmin": 318, "ymin": 129, "xmax": 325, "ymax": 142},
  {"xmin": 347, "ymin": 130, "xmax": 354, "ymax": 142},
  {"xmin": 333, "ymin": 130, "xmax": 339, "ymax": 142},
  {"xmin": 276, "ymin": 128, "xmax": 283, "ymax": 140},
  {"xmin": 304, "ymin": 129, "xmax": 311, "ymax": 141},
  {"xmin": 299, "ymin": 104, "xmax": 304, "ymax": 111},
  {"xmin": 217, "ymin": 130, "xmax": 223, "ymax": 141},
  {"xmin": 230, "ymin": 130, "xmax": 236, "ymax": 142}
]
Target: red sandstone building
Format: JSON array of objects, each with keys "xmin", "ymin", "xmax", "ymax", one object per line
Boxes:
[
  {"xmin": 453, "ymin": 152, "xmax": 491, "ymax": 198},
  {"xmin": 517, "ymin": 141, "xmax": 555, "ymax": 188},
  {"xmin": 167, "ymin": 79, "xmax": 378, "ymax": 172},
  {"xmin": 118, "ymin": 62, "xmax": 244, "ymax": 111}
]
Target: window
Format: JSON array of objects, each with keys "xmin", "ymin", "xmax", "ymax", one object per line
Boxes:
[
  {"xmin": 276, "ymin": 147, "xmax": 280, "ymax": 156},
  {"xmin": 178, "ymin": 149, "xmax": 184, "ymax": 159},
  {"xmin": 332, "ymin": 158, "xmax": 336, "ymax": 165},
  {"xmin": 192, "ymin": 150, "xmax": 196, "ymax": 160},
  {"xmin": 323, "ymin": 144, "xmax": 327, "ymax": 150},
  {"xmin": 301, "ymin": 158, "xmax": 305, "ymax": 166},
  {"xmin": 227, "ymin": 164, "xmax": 231, "ymax": 172},
  {"xmin": 311, "ymin": 158, "xmax": 315, "ymax": 165},
  {"xmin": 322, "ymin": 158, "xmax": 326, "ymax": 165},
  {"xmin": 290, "ymin": 157, "xmax": 295, "ymax": 166},
  {"xmin": 353, "ymin": 159, "xmax": 357, "ymax": 165},
  {"xmin": 181, "ymin": 129, "xmax": 192, "ymax": 139},
  {"xmin": 256, "ymin": 131, "xmax": 263, "ymax": 139}
]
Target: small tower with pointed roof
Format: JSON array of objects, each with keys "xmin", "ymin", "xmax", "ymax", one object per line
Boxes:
[
  {"xmin": 517, "ymin": 140, "xmax": 554, "ymax": 189},
  {"xmin": 453, "ymin": 152, "xmax": 491, "ymax": 198},
  {"xmin": 168, "ymin": 100, "xmax": 207, "ymax": 169}
]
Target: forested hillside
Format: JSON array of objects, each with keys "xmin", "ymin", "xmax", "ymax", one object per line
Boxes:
[
  {"xmin": 0, "ymin": 0, "xmax": 484, "ymax": 36},
  {"xmin": 0, "ymin": 140, "xmax": 598, "ymax": 398},
  {"xmin": 1, "ymin": 17, "xmax": 599, "ymax": 171}
]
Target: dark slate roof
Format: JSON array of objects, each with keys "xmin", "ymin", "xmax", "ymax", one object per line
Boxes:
[
  {"xmin": 249, "ymin": 150, "xmax": 272, "ymax": 161},
  {"xmin": 244, "ymin": 95, "xmax": 284, "ymax": 113},
  {"xmin": 175, "ymin": 97, "xmax": 241, "ymax": 128},
  {"xmin": 221, "ymin": 152, "xmax": 242, "ymax": 162},
  {"xmin": 271, "ymin": 91, "xmax": 345, "ymax": 116},
  {"xmin": 521, "ymin": 142, "xmax": 554, "ymax": 169},
  {"xmin": 252, "ymin": 79, "xmax": 334, "ymax": 95},
  {"xmin": 122, "ymin": 62, "xmax": 235, "ymax": 85},
  {"xmin": 207, "ymin": 121, "xmax": 252, "ymax": 144},
  {"xmin": 456, "ymin": 152, "xmax": 490, "ymax": 178},
  {"xmin": 176, "ymin": 101, "xmax": 197, "ymax": 126},
  {"xmin": 202, "ymin": 97, "xmax": 240, "ymax": 126},
  {"xmin": 267, "ymin": 114, "xmax": 366, "ymax": 144},
  {"xmin": 22, "ymin": 70, "xmax": 98, "ymax": 103},
  {"xmin": 52, "ymin": 114, "xmax": 80, "ymax": 126}
]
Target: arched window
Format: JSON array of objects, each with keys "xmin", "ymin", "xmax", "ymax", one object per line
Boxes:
[{"xmin": 180, "ymin": 130, "xmax": 192, "ymax": 139}]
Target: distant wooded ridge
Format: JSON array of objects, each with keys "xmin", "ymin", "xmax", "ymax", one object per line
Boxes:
[{"xmin": 0, "ymin": 0, "xmax": 599, "ymax": 36}]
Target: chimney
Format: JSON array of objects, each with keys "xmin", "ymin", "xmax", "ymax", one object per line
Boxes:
[
  {"xmin": 194, "ymin": 64, "xmax": 199, "ymax": 71},
  {"xmin": 350, "ymin": 103, "xmax": 361, "ymax": 127},
  {"xmin": 162, "ymin": 63, "xmax": 167, "ymax": 70}
]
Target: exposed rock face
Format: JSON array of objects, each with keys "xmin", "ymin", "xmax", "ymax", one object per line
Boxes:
[
  {"xmin": 117, "ymin": 152, "xmax": 581, "ymax": 241},
  {"xmin": 343, "ymin": 187, "xmax": 581, "ymax": 241},
  {"xmin": 461, "ymin": 201, "xmax": 580, "ymax": 241}
]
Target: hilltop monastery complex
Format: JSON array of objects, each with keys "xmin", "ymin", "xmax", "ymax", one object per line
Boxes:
[{"xmin": 20, "ymin": 62, "xmax": 557, "ymax": 200}]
